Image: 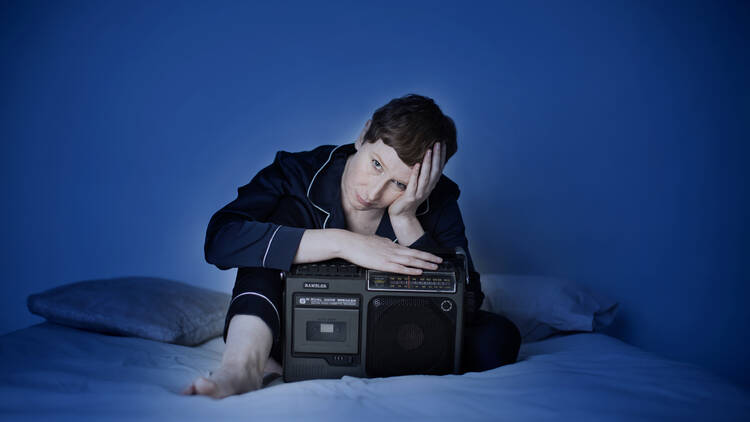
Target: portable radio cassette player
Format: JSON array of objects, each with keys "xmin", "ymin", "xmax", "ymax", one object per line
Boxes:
[{"xmin": 282, "ymin": 246, "xmax": 468, "ymax": 382}]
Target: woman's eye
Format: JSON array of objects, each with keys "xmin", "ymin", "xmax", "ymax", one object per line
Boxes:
[
  {"xmin": 394, "ymin": 181, "xmax": 407, "ymax": 190},
  {"xmin": 372, "ymin": 159, "xmax": 382, "ymax": 169}
]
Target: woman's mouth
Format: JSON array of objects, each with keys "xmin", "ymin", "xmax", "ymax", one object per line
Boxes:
[{"xmin": 356, "ymin": 193, "xmax": 372, "ymax": 207}]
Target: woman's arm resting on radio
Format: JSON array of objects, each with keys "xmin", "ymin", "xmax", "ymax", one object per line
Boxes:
[{"xmin": 292, "ymin": 228, "xmax": 442, "ymax": 275}]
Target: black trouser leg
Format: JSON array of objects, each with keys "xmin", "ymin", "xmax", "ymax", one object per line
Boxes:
[
  {"xmin": 461, "ymin": 310, "xmax": 521, "ymax": 374},
  {"xmin": 222, "ymin": 195, "xmax": 310, "ymax": 365},
  {"xmin": 223, "ymin": 267, "xmax": 285, "ymax": 363}
]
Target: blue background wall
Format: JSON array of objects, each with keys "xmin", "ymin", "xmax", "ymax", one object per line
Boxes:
[{"xmin": 1, "ymin": 1, "xmax": 747, "ymax": 388}]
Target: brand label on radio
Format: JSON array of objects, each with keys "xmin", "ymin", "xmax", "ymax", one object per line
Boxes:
[
  {"xmin": 304, "ymin": 282, "xmax": 329, "ymax": 289},
  {"xmin": 296, "ymin": 296, "xmax": 359, "ymax": 307}
]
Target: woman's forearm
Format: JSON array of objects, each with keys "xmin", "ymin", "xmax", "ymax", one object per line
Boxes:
[{"xmin": 292, "ymin": 228, "xmax": 348, "ymax": 264}]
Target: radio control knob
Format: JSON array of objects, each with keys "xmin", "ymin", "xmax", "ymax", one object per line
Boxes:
[{"xmin": 440, "ymin": 300, "xmax": 453, "ymax": 312}]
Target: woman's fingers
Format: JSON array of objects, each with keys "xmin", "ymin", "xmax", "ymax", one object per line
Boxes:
[
  {"xmin": 389, "ymin": 264, "xmax": 423, "ymax": 275},
  {"xmin": 431, "ymin": 142, "xmax": 443, "ymax": 182},
  {"xmin": 387, "ymin": 247, "xmax": 443, "ymax": 273},
  {"xmin": 407, "ymin": 162, "xmax": 420, "ymax": 196},
  {"xmin": 441, "ymin": 142, "xmax": 446, "ymax": 168},
  {"xmin": 389, "ymin": 252, "xmax": 440, "ymax": 270},
  {"xmin": 425, "ymin": 142, "xmax": 443, "ymax": 194},
  {"xmin": 417, "ymin": 148, "xmax": 432, "ymax": 198},
  {"xmin": 402, "ymin": 265, "xmax": 423, "ymax": 275},
  {"xmin": 397, "ymin": 246, "xmax": 443, "ymax": 263},
  {"xmin": 359, "ymin": 234, "xmax": 443, "ymax": 275}
]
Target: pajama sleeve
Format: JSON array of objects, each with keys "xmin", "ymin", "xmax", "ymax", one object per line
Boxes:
[{"xmin": 204, "ymin": 151, "xmax": 307, "ymax": 272}]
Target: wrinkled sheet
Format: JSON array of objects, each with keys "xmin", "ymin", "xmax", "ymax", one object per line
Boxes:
[{"xmin": 0, "ymin": 322, "xmax": 747, "ymax": 421}]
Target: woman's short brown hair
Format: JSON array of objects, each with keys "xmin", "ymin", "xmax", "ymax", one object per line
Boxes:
[{"xmin": 363, "ymin": 93, "xmax": 457, "ymax": 166}]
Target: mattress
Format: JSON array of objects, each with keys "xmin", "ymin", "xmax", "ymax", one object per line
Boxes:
[{"xmin": 0, "ymin": 321, "xmax": 747, "ymax": 421}]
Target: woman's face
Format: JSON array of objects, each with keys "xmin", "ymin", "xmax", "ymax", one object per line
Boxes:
[{"xmin": 341, "ymin": 137, "xmax": 414, "ymax": 214}]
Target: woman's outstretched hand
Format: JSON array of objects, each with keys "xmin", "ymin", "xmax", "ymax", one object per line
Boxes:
[{"xmin": 339, "ymin": 231, "xmax": 442, "ymax": 275}]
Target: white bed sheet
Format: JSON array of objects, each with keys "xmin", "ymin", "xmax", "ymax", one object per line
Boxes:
[{"xmin": 0, "ymin": 322, "xmax": 747, "ymax": 421}]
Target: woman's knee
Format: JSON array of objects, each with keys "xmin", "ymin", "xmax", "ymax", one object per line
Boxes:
[
  {"xmin": 490, "ymin": 311, "xmax": 522, "ymax": 349},
  {"xmin": 495, "ymin": 313, "xmax": 522, "ymax": 365},
  {"xmin": 233, "ymin": 267, "xmax": 284, "ymax": 298},
  {"xmin": 463, "ymin": 311, "xmax": 522, "ymax": 372}
]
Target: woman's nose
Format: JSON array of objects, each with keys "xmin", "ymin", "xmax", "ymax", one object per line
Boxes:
[{"xmin": 367, "ymin": 179, "xmax": 388, "ymax": 202}]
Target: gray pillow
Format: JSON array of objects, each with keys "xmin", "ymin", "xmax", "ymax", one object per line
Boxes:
[
  {"xmin": 478, "ymin": 274, "xmax": 619, "ymax": 343},
  {"xmin": 27, "ymin": 277, "xmax": 231, "ymax": 346}
]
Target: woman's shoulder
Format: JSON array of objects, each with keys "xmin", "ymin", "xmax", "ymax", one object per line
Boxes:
[
  {"xmin": 267, "ymin": 144, "xmax": 340, "ymax": 183},
  {"xmin": 274, "ymin": 144, "xmax": 334, "ymax": 163},
  {"xmin": 273, "ymin": 144, "xmax": 345, "ymax": 174},
  {"xmin": 414, "ymin": 174, "xmax": 461, "ymax": 220},
  {"xmin": 432, "ymin": 174, "xmax": 461, "ymax": 203}
]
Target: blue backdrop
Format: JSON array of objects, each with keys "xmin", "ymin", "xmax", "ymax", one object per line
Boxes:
[{"xmin": 1, "ymin": 1, "xmax": 747, "ymax": 388}]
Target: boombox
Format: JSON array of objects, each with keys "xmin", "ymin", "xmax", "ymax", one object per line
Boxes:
[{"xmin": 282, "ymin": 246, "xmax": 468, "ymax": 382}]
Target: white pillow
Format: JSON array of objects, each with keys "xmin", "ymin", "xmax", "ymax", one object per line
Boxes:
[{"xmin": 479, "ymin": 274, "xmax": 619, "ymax": 343}]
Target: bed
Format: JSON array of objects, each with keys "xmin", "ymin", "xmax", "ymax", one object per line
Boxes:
[{"xmin": 2, "ymin": 274, "xmax": 748, "ymax": 421}]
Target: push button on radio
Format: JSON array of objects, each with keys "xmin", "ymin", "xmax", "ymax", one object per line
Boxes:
[{"xmin": 332, "ymin": 355, "xmax": 353, "ymax": 365}]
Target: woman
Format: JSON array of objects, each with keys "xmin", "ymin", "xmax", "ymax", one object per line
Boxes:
[{"xmin": 182, "ymin": 94, "xmax": 521, "ymax": 399}]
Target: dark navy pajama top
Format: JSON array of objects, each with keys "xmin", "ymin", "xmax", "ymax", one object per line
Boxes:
[{"xmin": 204, "ymin": 142, "xmax": 486, "ymax": 334}]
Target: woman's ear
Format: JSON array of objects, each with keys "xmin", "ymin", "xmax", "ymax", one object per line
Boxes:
[{"xmin": 355, "ymin": 119, "xmax": 371, "ymax": 150}]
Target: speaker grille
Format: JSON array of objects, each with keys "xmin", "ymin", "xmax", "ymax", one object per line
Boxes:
[{"xmin": 366, "ymin": 296, "xmax": 455, "ymax": 377}]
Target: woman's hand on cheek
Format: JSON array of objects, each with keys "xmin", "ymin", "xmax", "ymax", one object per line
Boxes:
[{"xmin": 388, "ymin": 142, "xmax": 446, "ymax": 219}]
